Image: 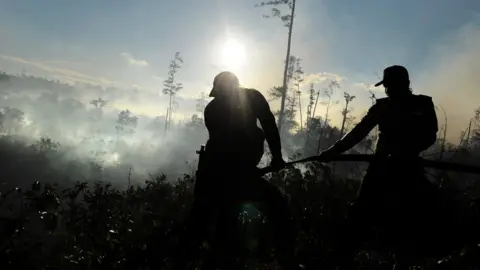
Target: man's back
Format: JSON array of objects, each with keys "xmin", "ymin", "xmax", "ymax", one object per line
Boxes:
[
  {"xmin": 204, "ymin": 88, "xmax": 266, "ymax": 165},
  {"xmin": 322, "ymin": 93, "xmax": 438, "ymax": 158},
  {"xmin": 373, "ymin": 94, "xmax": 438, "ymax": 156}
]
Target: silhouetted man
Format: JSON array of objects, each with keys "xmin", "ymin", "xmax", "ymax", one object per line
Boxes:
[
  {"xmin": 174, "ymin": 72, "xmax": 300, "ymax": 270},
  {"xmin": 319, "ymin": 65, "xmax": 438, "ymax": 268}
]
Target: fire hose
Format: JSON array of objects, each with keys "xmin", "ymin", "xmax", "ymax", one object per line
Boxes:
[
  {"xmin": 259, "ymin": 154, "xmax": 480, "ymax": 175},
  {"xmin": 196, "ymin": 145, "xmax": 480, "ymax": 176}
]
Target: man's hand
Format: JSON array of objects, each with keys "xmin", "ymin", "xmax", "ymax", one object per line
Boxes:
[{"xmin": 270, "ymin": 156, "xmax": 286, "ymax": 171}]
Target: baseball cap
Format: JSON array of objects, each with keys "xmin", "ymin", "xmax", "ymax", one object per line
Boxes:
[
  {"xmin": 209, "ymin": 71, "xmax": 240, "ymax": 97},
  {"xmin": 374, "ymin": 65, "xmax": 410, "ymax": 87}
]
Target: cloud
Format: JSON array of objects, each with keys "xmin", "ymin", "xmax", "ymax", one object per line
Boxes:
[
  {"xmin": 0, "ymin": 55, "xmax": 115, "ymax": 86},
  {"xmin": 120, "ymin": 52, "xmax": 148, "ymax": 67},
  {"xmin": 303, "ymin": 72, "xmax": 347, "ymax": 86},
  {"xmin": 352, "ymin": 82, "xmax": 382, "ymax": 93},
  {"xmin": 131, "ymin": 84, "xmax": 145, "ymax": 90},
  {"xmin": 151, "ymin": 75, "xmax": 163, "ymax": 81}
]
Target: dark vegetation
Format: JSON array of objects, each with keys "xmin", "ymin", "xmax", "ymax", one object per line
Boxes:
[{"xmin": 1, "ymin": 70, "xmax": 480, "ymax": 269}]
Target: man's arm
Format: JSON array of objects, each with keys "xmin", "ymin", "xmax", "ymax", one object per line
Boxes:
[
  {"xmin": 325, "ymin": 104, "xmax": 379, "ymax": 154},
  {"xmin": 253, "ymin": 90, "xmax": 282, "ymax": 159},
  {"xmin": 416, "ymin": 96, "xmax": 438, "ymax": 152}
]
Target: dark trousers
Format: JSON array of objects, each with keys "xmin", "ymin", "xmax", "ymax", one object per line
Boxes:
[
  {"xmin": 332, "ymin": 159, "xmax": 441, "ymax": 268},
  {"xmin": 174, "ymin": 168, "xmax": 296, "ymax": 269}
]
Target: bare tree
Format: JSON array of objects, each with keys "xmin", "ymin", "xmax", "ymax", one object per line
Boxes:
[
  {"xmin": 293, "ymin": 57, "xmax": 304, "ymax": 130},
  {"xmin": 268, "ymin": 55, "xmax": 297, "ymax": 102},
  {"xmin": 256, "ymin": 0, "xmax": 297, "ymax": 133},
  {"xmin": 283, "ymin": 90, "xmax": 298, "ymax": 133},
  {"xmin": 270, "ymin": 55, "xmax": 302, "ymax": 135},
  {"xmin": 435, "ymin": 105, "xmax": 448, "ymax": 160},
  {"xmin": 303, "ymin": 83, "xmax": 317, "ymax": 155},
  {"xmin": 162, "ymin": 52, "xmax": 183, "ymax": 133},
  {"xmin": 339, "ymin": 92, "xmax": 356, "ymax": 138},
  {"xmin": 195, "ymin": 92, "xmax": 209, "ymax": 114},
  {"xmin": 460, "ymin": 120, "xmax": 473, "ymax": 148},
  {"xmin": 90, "ymin": 98, "xmax": 108, "ymax": 123},
  {"xmin": 320, "ymin": 81, "xmax": 340, "ymax": 134},
  {"xmin": 306, "ymin": 83, "xmax": 316, "ymax": 131},
  {"xmin": 90, "ymin": 98, "xmax": 108, "ymax": 109},
  {"xmin": 315, "ymin": 80, "xmax": 340, "ymax": 154},
  {"xmin": 368, "ymin": 90, "xmax": 378, "ymax": 139}
]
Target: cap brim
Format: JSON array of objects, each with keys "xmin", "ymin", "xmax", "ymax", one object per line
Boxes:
[{"xmin": 374, "ymin": 80, "xmax": 383, "ymax": 87}]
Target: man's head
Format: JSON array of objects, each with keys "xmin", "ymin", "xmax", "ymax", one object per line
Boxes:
[
  {"xmin": 209, "ymin": 71, "xmax": 240, "ymax": 98},
  {"xmin": 375, "ymin": 65, "xmax": 412, "ymax": 97}
]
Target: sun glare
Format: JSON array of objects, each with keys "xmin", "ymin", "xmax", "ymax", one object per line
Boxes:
[{"xmin": 220, "ymin": 38, "xmax": 246, "ymax": 71}]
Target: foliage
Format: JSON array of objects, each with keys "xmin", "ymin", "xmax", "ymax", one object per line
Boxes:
[
  {"xmin": 33, "ymin": 137, "xmax": 60, "ymax": 153},
  {"xmin": 2, "ymin": 51, "xmax": 480, "ymax": 267},
  {"xmin": 162, "ymin": 52, "xmax": 184, "ymax": 133},
  {"xmin": 162, "ymin": 52, "xmax": 184, "ymax": 97},
  {"xmin": 256, "ymin": 0, "xmax": 295, "ymax": 28},
  {"xmin": 195, "ymin": 92, "xmax": 209, "ymax": 114},
  {"xmin": 305, "ymin": 83, "xmax": 317, "ymax": 131},
  {"xmin": 0, "ymin": 107, "xmax": 25, "ymax": 133},
  {"xmin": 186, "ymin": 114, "xmax": 204, "ymax": 130},
  {"xmin": 1, "ymin": 70, "xmax": 480, "ymax": 269},
  {"xmin": 1, "ymin": 156, "xmax": 480, "ymax": 269},
  {"xmin": 0, "ymin": 175, "xmax": 194, "ymax": 270},
  {"xmin": 267, "ymin": 86, "xmax": 284, "ymax": 102},
  {"xmin": 339, "ymin": 92, "xmax": 356, "ymax": 137},
  {"xmin": 115, "ymin": 110, "xmax": 138, "ymax": 136}
]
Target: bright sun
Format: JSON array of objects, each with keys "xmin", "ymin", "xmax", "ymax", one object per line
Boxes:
[{"xmin": 220, "ymin": 38, "xmax": 246, "ymax": 70}]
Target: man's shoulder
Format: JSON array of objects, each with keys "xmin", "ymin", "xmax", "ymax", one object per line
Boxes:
[
  {"xmin": 242, "ymin": 88, "xmax": 267, "ymax": 102},
  {"xmin": 204, "ymin": 98, "xmax": 217, "ymax": 112},
  {"xmin": 375, "ymin": 97, "xmax": 389, "ymax": 104},
  {"xmin": 371, "ymin": 97, "xmax": 389, "ymax": 110},
  {"xmin": 243, "ymin": 88, "xmax": 263, "ymax": 97},
  {"xmin": 376, "ymin": 94, "xmax": 433, "ymax": 104},
  {"xmin": 411, "ymin": 94, "xmax": 434, "ymax": 108},
  {"xmin": 414, "ymin": 94, "xmax": 433, "ymax": 102}
]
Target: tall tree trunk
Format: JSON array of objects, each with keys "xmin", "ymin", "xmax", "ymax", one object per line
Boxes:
[
  {"xmin": 297, "ymin": 87, "xmax": 303, "ymax": 131},
  {"xmin": 465, "ymin": 120, "xmax": 472, "ymax": 148},
  {"xmin": 164, "ymin": 107, "xmax": 169, "ymax": 136},
  {"xmin": 339, "ymin": 103, "xmax": 349, "ymax": 138},
  {"xmin": 438, "ymin": 107, "xmax": 447, "ymax": 160},
  {"xmin": 278, "ymin": 0, "xmax": 296, "ymax": 133},
  {"xmin": 168, "ymin": 94, "xmax": 173, "ymax": 131},
  {"xmin": 439, "ymin": 118, "xmax": 448, "ymax": 161},
  {"xmin": 311, "ymin": 88, "xmax": 320, "ymax": 120},
  {"xmin": 316, "ymin": 96, "xmax": 331, "ymax": 154}
]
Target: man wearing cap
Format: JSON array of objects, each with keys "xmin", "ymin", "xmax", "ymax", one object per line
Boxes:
[
  {"xmin": 318, "ymin": 65, "xmax": 438, "ymax": 268},
  {"xmin": 174, "ymin": 71, "xmax": 301, "ymax": 269}
]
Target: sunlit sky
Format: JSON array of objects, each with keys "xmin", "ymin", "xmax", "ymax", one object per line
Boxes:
[{"xmin": 0, "ymin": 0, "xmax": 479, "ymax": 141}]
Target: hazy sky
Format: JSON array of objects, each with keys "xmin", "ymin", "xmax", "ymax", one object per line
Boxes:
[{"xmin": 0, "ymin": 0, "xmax": 479, "ymax": 141}]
